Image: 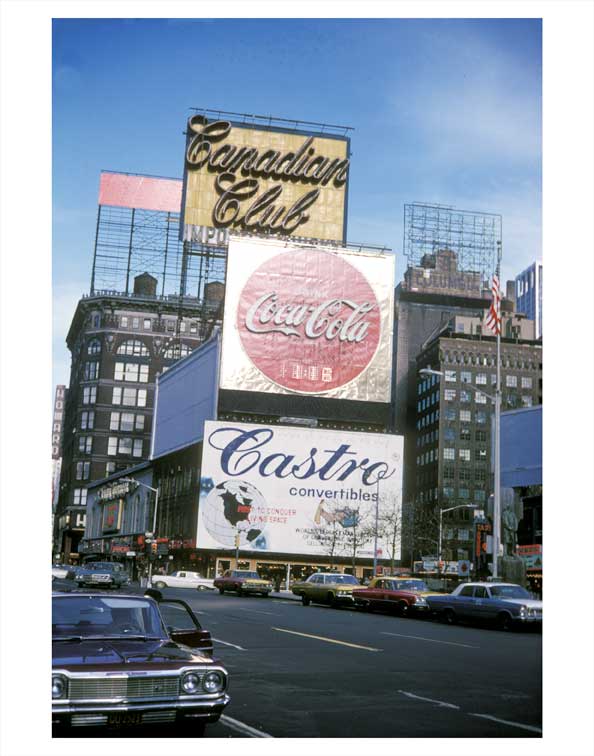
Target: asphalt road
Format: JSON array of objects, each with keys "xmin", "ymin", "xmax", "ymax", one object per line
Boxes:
[{"xmin": 53, "ymin": 581, "xmax": 542, "ymax": 738}]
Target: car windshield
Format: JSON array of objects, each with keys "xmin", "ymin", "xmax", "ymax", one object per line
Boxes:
[
  {"xmin": 330, "ymin": 575, "xmax": 359, "ymax": 585},
  {"xmin": 52, "ymin": 596, "xmax": 166, "ymax": 639},
  {"xmin": 234, "ymin": 571, "xmax": 261, "ymax": 579},
  {"xmin": 84, "ymin": 563, "xmax": 115, "ymax": 572},
  {"xmin": 489, "ymin": 585, "xmax": 532, "ymax": 599},
  {"xmin": 394, "ymin": 580, "xmax": 428, "ymax": 591}
]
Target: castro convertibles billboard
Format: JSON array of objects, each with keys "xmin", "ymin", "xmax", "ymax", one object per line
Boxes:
[
  {"xmin": 219, "ymin": 237, "xmax": 395, "ymax": 402},
  {"xmin": 197, "ymin": 421, "xmax": 403, "ymax": 558},
  {"xmin": 181, "ymin": 116, "xmax": 350, "ymax": 243}
]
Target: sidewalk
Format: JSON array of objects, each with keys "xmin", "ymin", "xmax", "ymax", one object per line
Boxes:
[{"xmin": 269, "ymin": 589, "xmax": 301, "ymax": 601}]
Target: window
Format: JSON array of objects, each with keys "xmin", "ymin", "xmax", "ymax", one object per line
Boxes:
[
  {"xmin": 143, "ymin": 319, "xmax": 152, "ymax": 330},
  {"xmin": 132, "ymin": 317, "xmax": 140, "ymax": 329},
  {"xmin": 460, "ymin": 390, "xmax": 471, "ymax": 403},
  {"xmin": 120, "ymin": 412, "xmax": 135, "ymax": 432},
  {"xmin": 506, "ymin": 375, "xmax": 518, "ymax": 388},
  {"xmin": 444, "ymin": 389, "xmax": 456, "ymax": 401},
  {"xmin": 112, "ymin": 386, "xmax": 146, "ymax": 405},
  {"xmin": 459, "ymin": 488, "xmax": 470, "ymax": 499},
  {"xmin": 114, "ymin": 362, "xmax": 149, "ymax": 382},
  {"xmin": 78, "ymin": 436, "xmax": 92, "ymax": 454},
  {"xmin": 73, "ymin": 488, "xmax": 87, "ymax": 506},
  {"xmin": 461, "ymin": 371, "xmax": 471, "ymax": 384},
  {"xmin": 133, "ymin": 439, "xmax": 143, "ymax": 457},
  {"xmin": 474, "ymin": 490, "xmax": 486, "ymax": 501},
  {"xmin": 84, "ymin": 361, "xmax": 99, "ymax": 380},
  {"xmin": 120, "ymin": 316, "xmax": 129, "ymax": 327},
  {"xmin": 522, "ymin": 396, "xmax": 533, "ymax": 407},
  {"xmin": 521, "ymin": 376, "xmax": 533, "ymax": 389},
  {"xmin": 460, "ymin": 409, "xmax": 471, "ymax": 423},
  {"xmin": 166, "ymin": 320, "xmax": 175, "ymax": 332},
  {"xmin": 444, "ymin": 428, "xmax": 455, "ymax": 442},
  {"xmin": 443, "ymin": 487, "xmax": 454, "ymax": 499},
  {"xmin": 476, "ymin": 373, "xmax": 487, "ymax": 385},
  {"xmin": 105, "ymin": 462, "xmax": 116, "ymax": 476},
  {"xmin": 445, "ymin": 370, "xmax": 456, "ymax": 382},
  {"xmin": 81, "ymin": 411, "xmax": 94, "ymax": 430},
  {"xmin": 460, "ymin": 428, "xmax": 471, "ymax": 441},
  {"xmin": 135, "ymin": 414, "xmax": 145, "ymax": 431},
  {"xmin": 164, "ymin": 343, "xmax": 193, "ymax": 359},
  {"xmin": 443, "ymin": 448, "xmax": 455, "ymax": 460},
  {"xmin": 76, "ymin": 461, "xmax": 90, "ymax": 480},
  {"xmin": 117, "ymin": 339, "xmax": 150, "ymax": 357},
  {"xmin": 82, "ymin": 386, "xmax": 96, "ymax": 404},
  {"xmin": 108, "ymin": 437, "xmax": 118, "ymax": 456},
  {"xmin": 476, "ymin": 469, "xmax": 487, "ymax": 482},
  {"xmin": 475, "ymin": 392, "xmax": 487, "ymax": 404},
  {"xmin": 443, "ymin": 468, "xmax": 455, "ymax": 480},
  {"xmin": 119, "ymin": 437, "xmax": 133, "ymax": 455},
  {"xmin": 476, "ymin": 411, "xmax": 487, "ymax": 425},
  {"xmin": 137, "ymin": 389, "xmax": 147, "ymax": 407},
  {"xmin": 179, "ymin": 321, "xmax": 186, "ymax": 333},
  {"xmin": 445, "ymin": 407, "xmax": 456, "ymax": 421},
  {"xmin": 87, "ymin": 339, "xmax": 101, "ymax": 355},
  {"xmin": 475, "ymin": 430, "xmax": 487, "ymax": 442},
  {"xmin": 475, "ymin": 448, "xmax": 487, "ymax": 461},
  {"xmin": 458, "ymin": 469, "xmax": 471, "ymax": 482},
  {"xmin": 459, "ymin": 449, "xmax": 471, "ymax": 462},
  {"xmin": 190, "ymin": 322, "xmax": 197, "ymax": 334}
]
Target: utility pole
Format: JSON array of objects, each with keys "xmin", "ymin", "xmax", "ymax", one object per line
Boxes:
[{"xmin": 492, "ymin": 239, "xmax": 503, "ymax": 578}]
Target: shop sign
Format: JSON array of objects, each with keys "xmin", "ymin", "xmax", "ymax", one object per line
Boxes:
[
  {"xmin": 517, "ymin": 544, "xmax": 542, "ymax": 570},
  {"xmin": 182, "ymin": 117, "xmax": 350, "ymax": 243},
  {"xmin": 220, "ymin": 237, "xmax": 395, "ymax": 402},
  {"xmin": 198, "ymin": 420, "xmax": 403, "ymax": 558},
  {"xmin": 98, "ymin": 480, "xmax": 136, "ymax": 502},
  {"xmin": 102, "ymin": 501, "xmax": 122, "ymax": 534}
]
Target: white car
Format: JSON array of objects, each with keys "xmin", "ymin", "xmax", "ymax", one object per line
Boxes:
[
  {"xmin": 52, "ymin": 564, "xmax": 74, "ymax": 581},
  {"xmin": 151, "ymin": 570, "xmax": 215, "ymax": 591}
]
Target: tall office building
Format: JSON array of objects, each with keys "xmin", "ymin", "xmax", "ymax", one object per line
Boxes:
[{"xmin": 515, "ymin": 261, "xmax": 542, "ymax": 339}]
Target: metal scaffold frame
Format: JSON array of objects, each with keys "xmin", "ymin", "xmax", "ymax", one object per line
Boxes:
[{"xmin": 403, "ymin": 203, "xmax": 502, "ymax": 280}]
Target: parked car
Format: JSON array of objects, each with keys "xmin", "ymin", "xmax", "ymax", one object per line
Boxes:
[
  {"xmin": 291, "ymin": 572, "xmax": 360, "ymax": 606},
  {"xmin": 52, "ymin": 564, "xmax": 75, "ymax": 581},
  {"xmin": 213, "ymin": 570, "xmax": 273, "ymax": 597},
  {"xmin": 75, "ymin": 562, "xmax": 129, "ymax": 589},
  {"xmin": 352, "ymin": 577, "xmax": 440, "ymax": 616},
  {"xmin": 425, "ymin": 582, "xmax": 543, "ymax": 630},
  {"xmin": 151, "ymin": 571, "xmax": 215, "ymax": 591},
  {"xmin": 52, "ymin": 591, "xmax": 229, "ymax": 734}
]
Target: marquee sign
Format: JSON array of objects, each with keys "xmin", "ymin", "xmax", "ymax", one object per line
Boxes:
[
  {"xmin": 197, "ymin": 421, "xmax": 403, "ymax": 558},
  {"xmin": 181, "ymin": 117, "xmax": 350, "ymax": 243},
  {"xmin": 219, "ymin": 237, "xmax": 395, "ymax": 402}
]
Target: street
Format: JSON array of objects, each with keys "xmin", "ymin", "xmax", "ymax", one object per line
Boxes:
[{"xmin": 54, "ymin": 582, "xmax": 542, "ymax": 738}]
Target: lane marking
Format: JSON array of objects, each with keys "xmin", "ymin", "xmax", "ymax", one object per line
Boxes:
[
  {"xmin": 382, "ymin": 632, "xmax": 479, "ymax": 649},
  {"xmin": 272, "ymin": 627, "xmax": 382, "ymax": 652},
  {"xmin": 271, "ymin": 600, "xmax": 300, "ymax": 605},
  {"xmin": 212, "ymin": 637, "xmax": 245, "ymax": 650},
  {"xmin": 219, "ymin": 714, "xmax": 274, "ymax": 738},
  {"xmin": 235, "ymin": 607, "xmax": 280, "ymax": 616},
  {"xmin": 398, "ymin": 690, "xmax": 460, "ymax": 709},
  {"xmin": 469, "ymin": 713, "xmax": 542, "ymax": 734}
]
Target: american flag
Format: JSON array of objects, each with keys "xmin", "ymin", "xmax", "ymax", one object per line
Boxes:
[{"xmin": 485, "ymin": 274, "xmax": 502, "ymax": 335}]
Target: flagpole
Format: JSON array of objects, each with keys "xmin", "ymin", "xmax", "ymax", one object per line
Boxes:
[{"xmin": 492, "ymin": 240, "xmax": 502, "ymax": 579}]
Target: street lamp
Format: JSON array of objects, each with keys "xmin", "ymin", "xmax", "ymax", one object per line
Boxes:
[
  {"xmin": 438, "ymin": 504, "xmax": 477, "ymax": 586},
  {"xmin": 120, "ymin": 478, "xmax": 159, "ymax": 586},
  {"xmin": 419, "ymin": 366, "xmax": 502, "ymax": 578}
]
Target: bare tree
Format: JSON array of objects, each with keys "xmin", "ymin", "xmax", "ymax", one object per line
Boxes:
[
  {"xmin": 377, "ymin": 495, "xmax": 402, "ymax": 574},
  {"xmin": 341, "ymin": 509, "xmax": 375, "ymax": 572},
  {"xmin": 403, "ymin": 500, "xmax": 441, "ymax": 564}
]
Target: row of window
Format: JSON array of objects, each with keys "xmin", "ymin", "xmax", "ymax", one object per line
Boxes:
[
  {"xmin": 444, "ymin": 389, "xmax": 488, "ymax": 403},
  {"xmin": 443, "ymin": 467, "xmax": 487, "ymax": 482},
  {"xmin": 443, "ymin": 448, "xmax": 488, "ymax": 461},
  {"xmin": 441, "ymin": 351, "xmax": 539, "ymax": 370},
  {"xmin": 119, "ymin": 315, "xmax": 198, "ymax": 334},
  {"xmin": 107, "ymin": 436, "xmax": 143, "ymax": 457},
  {"xmin": 114, "ymin": 362, "xmax": 149, "ymax": 383},
  {"xmin": 110, "ymin": 412, "xmax": 145, "ymax": 432},
  {"xmin": 79, "ymin": 389, "xmax": 149, "ymax": 429},
  {"xmin": 443, "ymin": 428, "xmax": 487, "ymax": 443},
  {"xmin": 442, "ymin": 488, "xmax": 487, "ymax": 502}
]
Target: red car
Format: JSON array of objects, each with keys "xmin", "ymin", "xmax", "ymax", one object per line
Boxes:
[
  {"xmin": 213, "ymin": 569, "xmax": 273, "ymax": 597},
  {"xmin": 352, "ymin": 577, "xmax": 438, "ymax": 616}
]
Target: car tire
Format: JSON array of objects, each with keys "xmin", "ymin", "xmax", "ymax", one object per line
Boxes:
[
  {"xmin": 327, "ymin": 592, "xmax": 337, "ymax": 607},
  {"xmin": 154, "ymin": 581, "xmax": 166, "ymax": 589},
  {"xmin": 497, "ymin": 612, "xmax": 514, "ymax": 631},
  {"xmin": 301, "ymin": 594, "xmax": 311, "ymax": 606},
  {"xmin": 397, "ymin": 601, "xmax": 409, "ymax": 617},
  {"xmin": 442, "ymin": 608, "xmax": 457, "ymax": 625},
  {"xmin": 237, "ymin": 586, "xmax": 243, "ymax": 596},
  {"xmin": 197, "ymin": 585, "xmax": 207, "ymax": 591},
  {"xmin": 218, "ymin": 587, "xmax": 225, "ymax": 594}
]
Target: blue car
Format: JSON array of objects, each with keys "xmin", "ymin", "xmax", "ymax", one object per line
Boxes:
[{"xmin": 426, "ymin": 582, "xmax": 542, "ymax": 631}]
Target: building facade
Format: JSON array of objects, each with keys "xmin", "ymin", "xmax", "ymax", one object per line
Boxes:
[
  {"xmin": 515, "ymin": 261, "xmax": 543, "ymax": 339},
  {"xmin": 408, "ymin": 312, "xmax": 542, "ymax": 567}
]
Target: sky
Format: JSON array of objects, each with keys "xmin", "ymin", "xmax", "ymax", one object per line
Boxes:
[{"xmin": 52, "ymin": 18, "xmax": 542, "ymax": 387}]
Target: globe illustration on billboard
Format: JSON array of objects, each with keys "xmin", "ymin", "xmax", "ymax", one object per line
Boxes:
[{"xmin": 200, "ymin": 479, "xmax": 269, "ymax": 550}]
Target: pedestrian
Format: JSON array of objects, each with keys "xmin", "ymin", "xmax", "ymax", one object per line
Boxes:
[{"xmin": 274, "ymin": 574, "xmax": 282, "ymax": 592}]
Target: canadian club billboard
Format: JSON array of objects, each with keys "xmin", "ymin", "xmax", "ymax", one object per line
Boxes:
[
  {"xmin": 197, "ymin": 421, "xmax": 403, "ymax": 559},
  {"xmin": 220, "ymin": 236, "xmax": 395, "ymax": 402},
  {"xmin": 181, "ymin": 116, "xmax": 350, "ymax": 243}
]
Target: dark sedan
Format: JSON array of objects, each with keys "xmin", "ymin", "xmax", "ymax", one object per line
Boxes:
[{"xmin": 52, "ymin": 592, "xmax": 229, "ymax": 735}]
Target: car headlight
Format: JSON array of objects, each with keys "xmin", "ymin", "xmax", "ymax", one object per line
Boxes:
[
  {"xmin": 52, "ymin": 675, "xmax": 67, "ymax": 699},
  {"xmin": 75, "ymin": 574, "xmax": 84, "ymax": 580},
  {"xmin": 181, "ymin": 672, "xmax": 201, "ymax": 694},
  {"xmin": 415, "ymin": 597, "xmax": 427, "ymax": 605},
  {"xmin": 202, "ymin": 671, "xmax": 225, "ymax": 693}
]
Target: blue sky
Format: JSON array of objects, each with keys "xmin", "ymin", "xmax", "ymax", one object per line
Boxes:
[{"xmin": 53, "ymin": 18, "xmax": 542, "ymax": 387}]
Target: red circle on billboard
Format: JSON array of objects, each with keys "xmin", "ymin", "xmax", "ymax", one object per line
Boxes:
[{"xmin": 237, "ymin": 249, "xmax": 381, "ymax": 393}]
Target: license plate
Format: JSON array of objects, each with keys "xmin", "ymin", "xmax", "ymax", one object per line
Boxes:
[{"xmin": 107, "ymin": 712, "xmax": 142, "ymax": 726}]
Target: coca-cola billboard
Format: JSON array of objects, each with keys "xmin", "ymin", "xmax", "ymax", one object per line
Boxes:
[{"xmin": 220, "ymin": 237, "xmax": 394, "ymax": 401}]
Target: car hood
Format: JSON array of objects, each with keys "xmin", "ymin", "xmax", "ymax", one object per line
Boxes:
[
  {"xmin": 52, "ymin": 638, "xmax": 211, "ymax": 667},
  {"xmin": 497, "ymin": 598, "xmax": 542, "ymax": 609}
]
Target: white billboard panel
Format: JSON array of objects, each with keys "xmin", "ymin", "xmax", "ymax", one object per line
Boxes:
[
  {"xmin": 198, "ymin": 421, "xmax": 403, "ymax": 559},
  {"xmin": 219, "ymin": 236, "xmax": 395, "ymax": 402}
]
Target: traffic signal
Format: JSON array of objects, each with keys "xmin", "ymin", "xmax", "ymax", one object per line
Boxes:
[{"xmin": 151, "ymin": 542, "xmax": 158, "ymax": 555}]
